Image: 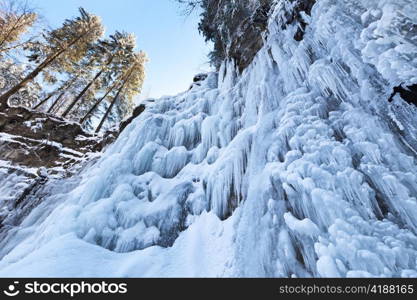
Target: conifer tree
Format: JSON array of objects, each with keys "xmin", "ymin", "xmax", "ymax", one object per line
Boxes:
[
  {"xmin": 33, "ymin": 57, "xmax": 96, "ymax": 112},
  {"xmin": 80, "ymin": 76, "xmax": 121, "ymax": 125},
  {"xmin": 0, "ymin": 7, "xmax": 103, "ymax": 110},
  {"xmin": 95, "ymin": 51, "xmax": 146, "ymax": 133},
  {"xmin": 61, "ymin": 31, "xmax": 136, "ymax": 118},
  {"xmin": 0, "ymin": 58, "xmax": 41, "ymax": 108},
  {"xmin": 0, "ymin": 0, "xmax": 37, "ymax": 53}
]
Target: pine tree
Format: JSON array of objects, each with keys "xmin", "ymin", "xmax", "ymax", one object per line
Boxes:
[
  {"xmin": 0, "ymin": 58, "xmax": 41, "ymax": 108},
  {"xmin": 95, "ymin": 51, "xmax": 146, "ymax": 133},
  {"xmin": 176, "ymin": 0, "xmax": 272, "ymax": 69},
  {"xmin": 34, "ymin": 72, "xmax": 80, "ymax": 112},
  {"xmin": 0, "ymin": 0, "xmax": 37, "ymax": 53},
  {"xmin": 79, "ymin": 76, "xmax": 121, "ymax": 125},
  {"xmin": 0, "ymin": 7, "xmax": 103, "ymax": 110},
  {"xmin": 33, "ymin": 57, "xmax": 96, "ymax": 112},
  {"xmin": 61, "ymin": 31, "xmax": 136, "ymax": 118}
]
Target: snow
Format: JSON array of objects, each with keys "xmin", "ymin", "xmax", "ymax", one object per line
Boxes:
[
  {"xmin": 0, "ymin": 132, "xmax": 84, "ymax": 158},
  {"xmin": 283, "ymin": 212, "xmax": 320, "ymax": 237},
  {"xmin": 0, "ymin": 211, "xmax": 234, "ymax": 277},
  {"xmin": 23, "ymin": 119, "xmax": 45, "ymax": 133},
  {"xmin": 317, "ymin": 256, "xmax": 341, "ymax": 277},
  {"xmin": 1, "ymin": 0, "xmax": 417, "ymax": 277}
]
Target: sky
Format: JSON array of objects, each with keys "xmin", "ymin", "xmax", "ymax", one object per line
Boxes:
[{"xmin": 30, "ymin": 0, "xmax": 212, "ymax": 101}]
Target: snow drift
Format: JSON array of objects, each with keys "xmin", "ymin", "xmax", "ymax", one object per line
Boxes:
[{"xmin": 1, "ymin": 0, "xmax": 417, "ymax": 277}]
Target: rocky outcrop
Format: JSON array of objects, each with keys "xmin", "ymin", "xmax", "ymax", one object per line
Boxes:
[
  {"xmin": 0, "ymin": 106, "xmax": 116, "ymax": 174},
  {"xmin": 0, "ymin": 106, "xmax": 118, "ymax": 230},
  {"xmin": 280, "ymin": 0, "xmax": 316, "ymax": 41},
  {"xmin": 0, "ymin": 102, "xmax": 146, "ymax": 220},
  {"xmin": 227, "ymin": 2, "xmax": 271, "ymax": 72},
  {"xmin": 119, "ymin": 104, "xmax": 146, "ymax": 133},
  {"xmin": 199, "ymin": 0, "xmax": 318, "ymax": 72},
  {"xmin": 388, "ymin": 84, "xmax": 417, "ymax": 106},
  {"xmin": 198, "ymin": 0, "xmax": 273, "ymax": 71}
]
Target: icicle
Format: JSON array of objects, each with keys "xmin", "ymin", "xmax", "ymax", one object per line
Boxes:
[{"xmin": 206, "ymin": 130, "xmax": 252, "ymax": 218}]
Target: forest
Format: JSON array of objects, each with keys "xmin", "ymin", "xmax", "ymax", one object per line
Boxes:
[{"xmin": 0, "ymin": 0, "xmax": 146, "ymax": 133}]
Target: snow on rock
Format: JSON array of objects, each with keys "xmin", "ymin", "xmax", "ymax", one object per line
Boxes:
[{"xmin": 1, "ymin": 0, "xmax": 417, "ymax": 277}]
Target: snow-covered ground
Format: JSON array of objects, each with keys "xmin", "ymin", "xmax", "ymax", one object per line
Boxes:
[{"xmin": 1, "ymin": 0, "xmax": 417, "ymax": 277}]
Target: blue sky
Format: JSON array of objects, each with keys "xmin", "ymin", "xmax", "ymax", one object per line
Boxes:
[{"xmin": 30, "ymin": 0, "xmax": 212, "ymax": 101}]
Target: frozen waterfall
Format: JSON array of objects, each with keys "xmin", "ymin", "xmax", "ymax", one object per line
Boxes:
[{"xmin": 1, "ymin": 0, "xmax": 417, "ymax": 277}]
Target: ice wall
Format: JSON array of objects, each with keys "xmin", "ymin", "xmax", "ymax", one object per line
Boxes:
[{"xmin": 1, "ymin": 0, "xmax": 417, "ymax": 277}]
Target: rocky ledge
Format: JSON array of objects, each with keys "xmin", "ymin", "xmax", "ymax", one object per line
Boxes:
[{"xmin": 0, "ymin": 106, "xmax": 117, "ymax": 177}]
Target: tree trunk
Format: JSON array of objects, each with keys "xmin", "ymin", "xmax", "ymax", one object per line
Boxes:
[
  {"xmin": 33, "ymin": 92, "xmax": 54, "ymax": 110},
  {"xmin": 61, "ymin": 68, "xmax": 104, "ymax": 118},
  {"xmin": 34, "ymin": 72, "xmax": 81, "ymax": 110},
  {"xmin": 0, "ymin": 13, "xmax": 26, "ymax": 51},
  {"xmin": 95, "ymin": 64, "xmax": 135, "ymax": 133},
  {"xmin": 47, "ymin": 90, "xmax": 66, "ymax": 114},
  {"xmin": 80, "ymin": 81, "xmax": 118, "ymax": 124},
  {"xmin": 0, "ymin": 32, "xmax": 86, "ymax": 109},
  {"xmin": 0, "ymin": 54, "xmax": 57, "ymax": 108},
  {"xmin": 61, "ymin": 54, "xmax": 115, "ymax": 118},
  {"xmin": 80, "ymin": 65, "xmax": 133, "ymax": 124},
  {"xmin": 94, "ymin": 87, "xmax": 121, "ymax": 133}
]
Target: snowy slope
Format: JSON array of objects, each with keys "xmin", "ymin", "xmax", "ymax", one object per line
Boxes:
[{"xmin": 1, "ymin": 0, "xmax": 417, "ymax": 277}]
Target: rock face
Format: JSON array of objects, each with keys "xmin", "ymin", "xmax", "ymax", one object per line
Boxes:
[
  {"xmin": 227, "ymin": 2, "xmax": 271, "ymax": 72},
  {"xmin": 281, "ymin": 0, "xmax": 316, "ymax": 41},
  {"xmin": 0, "ymin": 106, "xmax": 116, "ymax": 172},
  {"xmin": 119, "ymin": 104, "xmax": 146, "ymax": 133},
  {"xmin": 389, "ymin": 84, "xmax": 417, "ymax": 106},
  {"xmin": 0, "ymin": 106, "xmax": 118, "ymax": 230},
  {"xmin": 199, "ymin": 0, "xmax": 317, "ymax": 72},
  {"xmin": 199, "ymin": 0, "xmax": 273, "ymax": 71}
]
